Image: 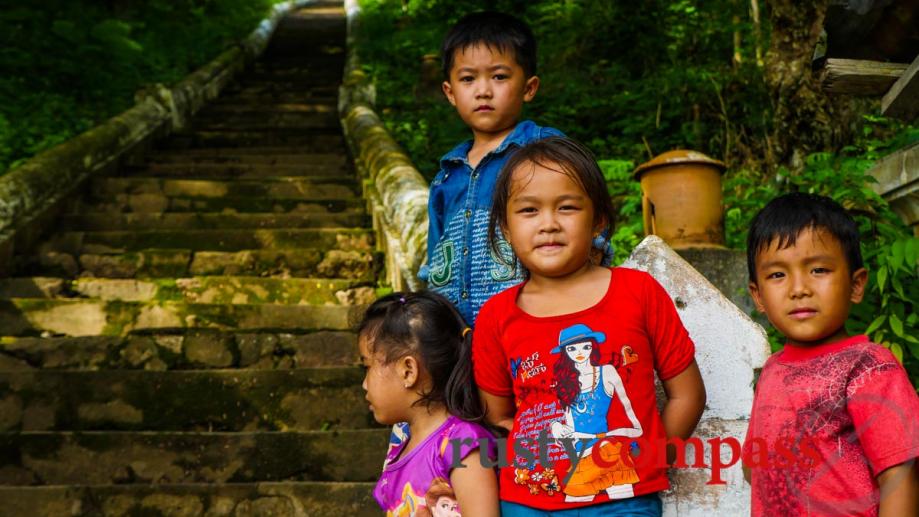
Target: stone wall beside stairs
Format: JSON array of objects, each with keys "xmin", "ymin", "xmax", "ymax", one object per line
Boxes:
[{"xmin": 339, "ymin": 0, "xmax": 429, "ymax": 292}]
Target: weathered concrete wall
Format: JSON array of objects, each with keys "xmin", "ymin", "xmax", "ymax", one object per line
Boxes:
[
  {"xmin": 676, "ymin": 248, "xmax": 755, "ymax": 317},
  {"xmin": 0, "ymin": 1, "xmax": 312, "ymax": 276},
  {"xmin": 339, "ymin": 0, "xmax": 429, "ymax": 292},
  {"xmin": 624, "ymin": 236, "xmax": 770, "ymax": 516}
]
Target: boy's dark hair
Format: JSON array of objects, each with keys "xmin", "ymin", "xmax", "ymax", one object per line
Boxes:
[
  {"xmin": 358, "ymin": 290, "xmax": 483, "ymax": 421},
  {"xmin": 441, "ymin": 11, "xmax": 537, "ymax": 79},
  {"xmin": 746, "ymin": 192, "xmax": 863, "ymax": 282},
  {"xmin": 488, "ymin": 136, "xmax": 615, "ymax": 266}
]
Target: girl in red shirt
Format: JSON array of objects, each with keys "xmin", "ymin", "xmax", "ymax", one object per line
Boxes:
[{"xmin": 473, "ymin": 137, "xmax": 706, "ymax": 515}]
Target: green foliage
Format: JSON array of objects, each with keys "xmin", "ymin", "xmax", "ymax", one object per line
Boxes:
[
  {"xmin": 0, "ymin": 0, "xmax": 285, "ymax": 175},
  {"xmin": 719, "ymin": 118, "xmax": 919, "ymax": 385},
  {"xmin": 356, "ymin": 0, "xmax": 771, "ymax": 179},
  {"xmin": 598, "ymin": 159, "xmax": 643, "ymax": 265}
]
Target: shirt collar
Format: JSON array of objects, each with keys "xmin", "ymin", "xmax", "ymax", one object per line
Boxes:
[
  {"xmin": 778, "ymin": 334, "xmax": 870, "ymax": 362},
  {"xmin": 439, "ymin": 120, "xmax": 537, "ymax": 168}
]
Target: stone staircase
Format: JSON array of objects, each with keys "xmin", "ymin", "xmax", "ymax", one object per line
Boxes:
[{"xmin": 0, "ymin": 2, "xmax": 387, "ymax": 515}]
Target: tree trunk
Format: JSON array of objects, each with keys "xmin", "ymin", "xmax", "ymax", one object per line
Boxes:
[{"xmin": 764, "ymin": 0, "xmax": 852, "ymax": 170}]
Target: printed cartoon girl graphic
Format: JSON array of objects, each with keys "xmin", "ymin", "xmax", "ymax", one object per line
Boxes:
[
  {"xmin": 416, "ymin": 478, "xmax": 461, "ymax": 517},
  {"xmin": 550, "ymin": 323, "xmax": 642, "ymax": 502}
]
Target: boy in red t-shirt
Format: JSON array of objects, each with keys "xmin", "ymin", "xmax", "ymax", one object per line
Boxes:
[{"xmin": 743, "ymin": 193, "xmax": 919, "ymax": 516}]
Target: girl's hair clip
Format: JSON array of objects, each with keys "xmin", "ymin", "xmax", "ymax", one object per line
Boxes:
[{"xmin": 462, "ymin": 327, "xmax": 472, "ymax": 338}]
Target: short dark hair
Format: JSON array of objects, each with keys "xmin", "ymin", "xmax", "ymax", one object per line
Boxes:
[
  {"xmin": 441, "ymin": 11, "xmax": 537, "ymax": 79},
  {"xmin": 488, "ymin": 136, "xmax": 615, "ymax": 266},
  {"xmin": 746, "ymin": 192, "xmax": 863, "ymax": 282},
  {"xmin": 358, "ymin": 290, "xmax": 482, "ymax": 421}
]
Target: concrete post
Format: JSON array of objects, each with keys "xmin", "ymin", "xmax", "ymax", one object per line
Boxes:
[{"xmin": 623, "ymin": 236, "xmax": 770, "ymax": 516}]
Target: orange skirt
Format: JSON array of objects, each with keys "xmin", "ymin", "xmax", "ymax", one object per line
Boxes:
[{"xmin": 563, "ymin": 440, "xmax": 640, "ymax": 497}]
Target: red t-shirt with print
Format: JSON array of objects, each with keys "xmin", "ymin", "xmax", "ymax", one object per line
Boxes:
[
  {"xmin": 473, "ymin": 267, "xmax": 696, "ymax": 511},
  {"xmin": 742, "ymin": 335, "xmax": 919, "ymax": 516}
]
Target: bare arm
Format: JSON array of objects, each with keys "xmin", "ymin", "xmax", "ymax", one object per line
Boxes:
[
  {"xmin": 451, "ymin": 449, "xmax": 499, "ymax": 517},
  {"xmin": 661, "ymin": 360, "xmax": 706, "ymax": 463},
  {"xmin": 878, "ymin": 460, "xmax": 918, "ymax": 517},
  {"xmin": 479, "ymin": 389, "xmax": 515, "ymax": 433},
  {"xmin": 603, "ymin": 364, "xmax": 643, "ymax": 437}
]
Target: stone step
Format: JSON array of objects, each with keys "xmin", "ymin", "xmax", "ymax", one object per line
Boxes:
[
  {"xmin": 225, "ymin": 83, "xmax": 339, "ymax": 96},
  {"xmin": 0, "ymin": 429, "xmax": 388, "ymax": 485},
  {"xmin": 0, "ymin": 368, "xmax": 373, "ymax": 431},
  {"xmin": 73, "ymin": 194, "xmax": 362, "ymax": 215},
  {"xmin": 0, "ymin": 277, "xmax": 374, "ymax": 305},
  {"xmin": 0, "ymin": 482, "xmax": 377, "ymax": 517},
  {"xmin": 24, "ymin": 248, "xmax": 380, "ymax": 280},
  {"xmin": 246, "ymin": 71, "xmax": 344, "ymax": 83},
  {"xmin": 90, "ymin": 177, "xmax": 358, "ymax": 200},
  {"xmin": 152, "ymin": 146, "xmax": 340, "ymax": 157},
  {"xmin": 163, "ymin": 131, "xmax": 345, "ymax": 151},
  {"xmin": 209, "ymin": 91, "xmax": 338, "ymax": 105},
  {"xmin": 41, "ymin": 228, "xmax": 373, "ymax": 254},
  {"xmin": 0, "ymin": 299, "xmax": 365, "ymax": 337},
  {"xmin": 148, "ymin": 150, "xmax": 345, "ymax": 166},
  {"xmin": 255, "ymin": 58, "xmax": 344, "ymax": 71},
  {"xmin": 58, "ymin": 212, "xmax": 370, "ymax": 231},
  {"xmin": 192, "ymin": 116, "xmax": 339, "ymax": 131},
  {"xmin": 131, "ymin": 162, "xmax": 350, "ymax": 179},
  {"xmin": 201, "ymin": 97, "xmax": 336, "ymax": 111},
  {"xmin": 0, "ymin": 330, "xmax": 358, "ymax": 370}
]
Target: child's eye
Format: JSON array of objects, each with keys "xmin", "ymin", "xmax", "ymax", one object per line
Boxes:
[
  {"xmin": 812, "ymin": 267, "xmax": 830, "ymax": 274},
  {"xmin": 765, "ymin": 271, "xmax": 784, "ymax": 280},
  {"xmin": 459, "ymin": 75, "xmax": 474, "ymax": 83},
  {"xmin": 517, "ymin": 206, "xmax": 537, "ymax": 214},
  {"xmin": 493, "ymin": 73, "xmax": 509, "ymax": 80},
  {"xmin": 559, "ymin": 204, "xmax": 580, "ymax": 211}
]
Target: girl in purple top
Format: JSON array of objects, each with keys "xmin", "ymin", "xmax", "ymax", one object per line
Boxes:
[{"xmin": 359, "ymin": 291, "xmax": 499, "ymax": 517}]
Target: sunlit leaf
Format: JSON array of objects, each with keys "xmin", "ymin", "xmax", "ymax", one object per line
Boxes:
[
  {"xmin": 864, "ymin": 314, "xmax": 886, "ymax": 336},
  {"xmin": 890, "ymin": 314, "xmax": 904, "ymax": 338},
  {"xmin": 890, "ymin": 342, "xmax": 904, "ymax": 363}
]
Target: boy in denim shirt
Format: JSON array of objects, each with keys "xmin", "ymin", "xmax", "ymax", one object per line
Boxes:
[{"xmin": 418, "ymin": 11, "xmax": 565, "ymax": 325}]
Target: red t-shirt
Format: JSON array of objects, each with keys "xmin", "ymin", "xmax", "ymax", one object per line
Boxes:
[
  {"xmin": 473, "ymin": 267, "xmax": 695, "ymax": 510},
  {"xmin": 743, "ymin": 335, "xmax": 919, "ymax": 516}
]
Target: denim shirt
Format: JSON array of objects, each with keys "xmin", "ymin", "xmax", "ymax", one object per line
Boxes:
[{"xmin": 418, "ymin": 120, "xmax": 564, "ymax": 324}]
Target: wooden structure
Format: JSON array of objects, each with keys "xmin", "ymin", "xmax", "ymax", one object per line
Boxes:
[{"xmin": 820, "ymin": 54, "xmax": 919, "ymax": 120}]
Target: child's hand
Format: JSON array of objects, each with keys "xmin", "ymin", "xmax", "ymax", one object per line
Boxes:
[{"xmin": 551, "ymin": 421, "xmax": 574, "ymax": 439}]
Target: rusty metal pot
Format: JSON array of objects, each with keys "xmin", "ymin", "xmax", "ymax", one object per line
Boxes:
[{"xmin": 633, "ymin": 150, "xmax": 726, "ymax": 249}]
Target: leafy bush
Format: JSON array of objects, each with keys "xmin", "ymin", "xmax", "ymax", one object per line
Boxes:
[
  {"xmin": 721, "ymin": 119, "xmax": 919, "ymax": 383},
  {"xmin": 0, "ymin": 0, "xmax": 285, "ymax": 175}
]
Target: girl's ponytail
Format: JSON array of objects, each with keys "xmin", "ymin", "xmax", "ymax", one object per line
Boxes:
[{"xmin": 445, "ymin": 326, "xmax": 485, "ymax": 421}]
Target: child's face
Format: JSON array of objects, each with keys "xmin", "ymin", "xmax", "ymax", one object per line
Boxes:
[
  {"xmin": 442, "ymin": 44, "xmax": 539, "ymax": 141},
  {"xmin": 359, "ymin": 335, "xmax": 409, "ymax": 425},
  {"xmin": 503, "ymin": 161, "xmax": 600, "ymax": 280},
  {"xmin": 748, "ymin": 227, "xmax": 867, "ymax": 347},
  {"xmin": 431, "ymin": 496, "xmax": 460, "ymax": 517}
]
